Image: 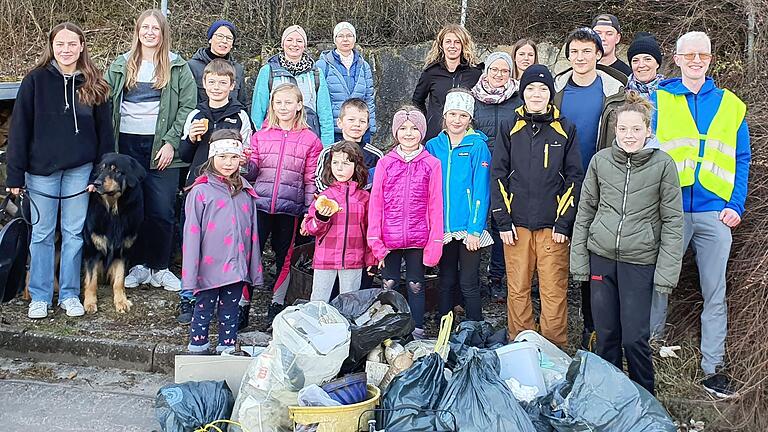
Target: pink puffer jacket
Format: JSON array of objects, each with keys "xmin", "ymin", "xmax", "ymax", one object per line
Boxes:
[{"xmin": 367, "ymin": 149, "xmax": 444, "ymax": 266}]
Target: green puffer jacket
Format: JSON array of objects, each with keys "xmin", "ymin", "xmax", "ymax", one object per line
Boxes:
[
  {"xmin": 105, "ymin": 52, "xmax": 197, "ymax": 169},
  {"xmin": 570, "ymin": 137, "xmax": 684, "ymax": 293}
]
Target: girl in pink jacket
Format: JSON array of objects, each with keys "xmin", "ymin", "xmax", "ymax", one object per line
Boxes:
[
  {"xmin": 368, "ymin": 106, "xmax": 443, "ymax": 339},
  {"xmin": 305, "ymin": 141, "xmax": 376, "ymax": 302}
]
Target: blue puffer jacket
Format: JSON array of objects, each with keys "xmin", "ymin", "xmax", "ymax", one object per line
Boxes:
[
  {"xmin": 316, "ymin": 50, "xmax": 377, "ymax": 134},
  {"xmin": 426, "ymin": 129, "xmax": 492, "ymax": 236}
]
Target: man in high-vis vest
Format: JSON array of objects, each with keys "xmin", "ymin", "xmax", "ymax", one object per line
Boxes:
[{"xmin": 651, "ymin": 31, "xmax": 750, "ymax": 399}]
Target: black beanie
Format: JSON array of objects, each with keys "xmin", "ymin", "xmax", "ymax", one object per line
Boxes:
[
  {"xmin": 628, "ymin": 32, "xmax": 663, "ymax": 65},
  {"xmin": 520, "ymin": 64, "xmax": 555, "ymax": 103}
]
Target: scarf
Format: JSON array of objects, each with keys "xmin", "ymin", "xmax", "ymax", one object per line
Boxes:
[
  {"xmin": 396, "ymin": 145, "xmax": 424, "ymax": 162},
  {"xmin": 278, "ymin": 52, "xmax": 315, "ymax": 75},
  {"xmin": 626, "ymin": 73, "xmax": 664, "ymax": 99},
  {"xmin": 470, "ymin": 74, "xmax": 519, "ymax": 105}
]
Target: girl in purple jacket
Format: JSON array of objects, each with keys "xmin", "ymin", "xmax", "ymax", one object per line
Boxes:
[{"xmin": 183, "ymin": 130, "xmax": 263, "ymax": 354}]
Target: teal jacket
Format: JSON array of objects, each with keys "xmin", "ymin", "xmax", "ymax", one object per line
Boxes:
[
  {"xmin": 105, "ymin": 52, "xmax": 197, "ymax": 169},
  {"xmin": 426, "ymin": 129, "xmax": 492, "ymax": 236}
]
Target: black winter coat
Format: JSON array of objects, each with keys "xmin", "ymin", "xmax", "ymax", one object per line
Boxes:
[{"xmin": 473, "ymin": 94, "xmax": 522, "ymax": 155}]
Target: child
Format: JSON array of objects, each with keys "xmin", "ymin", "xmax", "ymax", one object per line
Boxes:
[
  {"xmin": 176, "ymin": 59, "xmax": 252, "ymax": 325},
  {"xmin": 245, "ymin": 82, "xmax": 323, "ymax": 323},
  {"xmin": 305, "ymin": 141, "xmax": 376, "ymax": 301},
  {"xmin": 570, "ymin": 92, "xmax": 683, "ymax": 394},
  {"xmin": 426, "ymin": 88, "xmax": 492, "ymax": 323},
  {"xmin": 492, "ymin": 66, "xmax": 584, "ymax": 347},
  {"xmin": 368, "ymin": 107, "xmax": 443, "ymax": 339},
  {"xmin": 183, "ymin": 129, "xmax": 263, "ymax": 354}
]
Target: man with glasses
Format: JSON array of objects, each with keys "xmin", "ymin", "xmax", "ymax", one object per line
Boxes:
[
  {"xmin": 188, "ymin": 20, "xmax": 249, "ymax": 111},
  {"xmin": 651, "ymin": 31, "xmax": 750, "ymax": 399}
]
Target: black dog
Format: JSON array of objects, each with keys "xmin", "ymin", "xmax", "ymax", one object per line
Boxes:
[{"xmin": 82, "ymin": 153, "xmax": 145, "ymax": 313}]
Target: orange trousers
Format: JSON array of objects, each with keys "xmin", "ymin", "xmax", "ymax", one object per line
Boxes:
[{"xmin": 503, "ymin": 227, "xmax": 569, "ymax": 347}]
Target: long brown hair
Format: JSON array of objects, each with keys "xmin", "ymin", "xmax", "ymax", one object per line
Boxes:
[
  {"xmin": 512, "ymin": 39, "xmax": 539, "ymax": 80},
  {"xmin": 125, "ymin": 9, "xmax": 172, "ymax": 90},
  {"xmin": 424, "ymin": 24, "xmax": 478, "ymax": 68},
  {"xmin": 321, "ymin": 140, "xmax": 368, "ymax": 189},
  {"xmin": 34, "ymin": 22, "xmax": 110, "ymax": 106}
]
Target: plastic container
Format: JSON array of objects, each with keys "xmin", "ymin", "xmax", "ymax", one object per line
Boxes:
[
  {"xmin": 383, "ymin": 339, "xmax": 405, "ymax": 364},
  {"xmin": 289, "ymin": 384, "xmax": 381, "ymax": 432},
  {"xmin": 494, "ymin": 341, "xmax": 546, "ymax": 397},
  {"xmin": 321, "ymin": 372, "xmax": 368, "ymax": 405}
]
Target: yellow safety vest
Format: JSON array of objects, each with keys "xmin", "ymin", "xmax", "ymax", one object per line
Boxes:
[{"xmin": 656, "ymin": 89, "xmax": 746, "ymax": 202}]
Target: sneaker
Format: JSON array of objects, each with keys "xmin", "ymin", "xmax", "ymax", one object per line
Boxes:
[
  {"xmin": 238, "ymin": 304, "xmax": 251, "ymax": 331},
  {"xmin": 177, "ymin": 298, "xmax": 195, "ymax": 325},
  {"xmin": 28, "ymin": 301, "xmax": 48, "ymax": 319},
  {"xmin": 150, "ymin": 268, "xmax": 181, "ymax": 292},
  {"xmin": 125, "ymin": 265, "xmax": 151, "ymax": 288},
  {"xmin": 59, "ymin": 297, "xmax": 85, "ymax": 317},
  {"xmin": 702, "ymin": 373, "xmax": 738, "ymax": 399}
]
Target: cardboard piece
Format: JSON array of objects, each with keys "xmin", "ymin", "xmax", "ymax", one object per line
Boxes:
[{"xmin": 175, "ymin": 351, "xmax": 262, "ymax": 397}]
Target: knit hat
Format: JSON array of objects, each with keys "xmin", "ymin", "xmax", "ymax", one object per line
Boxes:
[
  {"xmin": 628, "ymin": 32, "xmax": 663, "ymax": 65},
  {"xmin": 519, "ymin": 65, "xmax": 555, "ymax": 103},
  {"xmin": 391, "ymin": 108, "xmax": 427, "ymax": 141},
  {"xmin": 443, "ymin": 90, "xmax": 475, "ymax": 117},
  {"xmin": 281, "ymin": 25, "xmax": 307, "ymax": 45},
  {"xmin": 565, "ymin": 27, "xmax": 605, "ymax": 59},
  {"xmin": 484, "ymin": 51, "xmax": 514, "ymax": 75},
  {"xmin": 207, "ymin": 20, "xmax": 237, "ymax": 41},
  {"xmin": 333, "ymin": 22, "xmax": 356, "ymax": 39},
  {"xmin": 208, "ymin": 138, "xmax": 243, "ymax": 158},
  {"xmin": 591, "ymin": 13, "xmax": 621, "ymax": 33}
]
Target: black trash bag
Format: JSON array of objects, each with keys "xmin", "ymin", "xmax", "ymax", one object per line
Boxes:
[
  {"xmin": 520, "ymin": 397, "xmax": 556, "ymax": 432},
  {"xmin": 155, "ymin": 380, "xmax": 235, "ymax": 432},
  {"xmin": 330, "ymin": 288, "xmax": 415, "ymax": 370},
  {"xmin": 379, "ymin": 353, "xmax": 453, "ymax": 432},
  {"xmin": 447, "ymin": 320, "xmax": 507, "ymax": 368},
  {"xmin": 437, "ymin": 348, "xmax": 537, "ymax": 432},
  {"xmin": 542, "ymin": 351, "xmax": 676, "ymax": 432},
  {"xmin": 0, "ymin": 194, "xmax": 30, "ymax": 303}
]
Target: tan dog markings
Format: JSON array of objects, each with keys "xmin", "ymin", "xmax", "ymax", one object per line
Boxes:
[
  {"xmin": 90, "ymin": 234, "xmax": 109, "ymax": 255},
  {"xmin": 108, "ymin": 259, "xmax": 132, "ymax": 313},
  {"xmin": 83, "ymin": 261, "xmax": 102, "ymax": 314}
]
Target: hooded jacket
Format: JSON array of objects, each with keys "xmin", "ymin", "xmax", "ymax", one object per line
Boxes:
[
  {"xmin": 182, "ymin": 174, "xmax": 264, "ymax": 293},
  {"xmin": 105, "ymin": 52, "xmax": 197, "ymax": 170},
  {"xmin": 491, "ymin": 106, "xmax": 584, "ymax": 236},
  {"xmin": 244, "ymin": 126, "xmax": 323, "ymax": 216},
  {"xmin": 179, "ymin": 100, "xmax": 252, "ymax": 186},
  {"xmin": 412, "ymin": 61, "xmax": 483, "ymax": 141},
  {"xmin": 367, "ymin": 149, "xmax": 444, "ymax": 266},
  {"xmin": 187, "ymin": 47, "xmax": 249, "ymax": 112},
  {"xmin": 426, "ymin": 129, "xmax": 491, "ymax": 236},
  {"xmin": 315, "ymin": 50, "xmax": 377, "ymax": 134},
  {"xmin": 651, "ymin": 77, "xmax": 751, "ymax": 216},
  {"xmin": 6, "ymin": 62, "xmax": 114, "ymax": 187},
  {"xmin": 304, "ymin": 180, "xmax": 376, "ymax": 269},
  {"xmin": 570, "ymin": 138, "xmax": 684, "ymax": 293}
]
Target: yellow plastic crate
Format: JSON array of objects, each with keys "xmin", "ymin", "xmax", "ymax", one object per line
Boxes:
[{"xmin": 288, "ymin": 384, "xmax": 381, "ymax": 432}]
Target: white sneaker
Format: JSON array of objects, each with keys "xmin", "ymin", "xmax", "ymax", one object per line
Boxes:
[
  {"xmin": 125, "ymin": 265, "xmax": 151, "ymax": 288},
  {"xmin": 60, "ymin": 297, "xmax": 86, "ymax": 317},
  {"xmin": 150, "ymin": 268, "xmax": 181, "ymax": 292},
  {"xmin": 28, "ymin": 301, "xmax": 48, "ymax": 319}
]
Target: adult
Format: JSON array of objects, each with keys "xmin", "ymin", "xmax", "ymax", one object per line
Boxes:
[
  {"xmin": 105, "ymin": 9, "xmax": 197, "ymax": 292},
  {"xmin": 412, "ymin": 23, "xmax": 482, "ymax": 142},
  {"xmin": 554, "ymin": 27, "xmax": 626, "ymax": 350},
  {"xmin": 251, "ymin": 25, "xmax": 334, "ymax": 145},
  {"xmin": 7, "ymin": 22, "xmax": 113, "ymax": 319},
  {"xmin": 316, "ymin": 21, "xmax": 377, "ymax": 141},
  {"xmin": 187, "ymin": 20, "xmax": 249, "ymax": 111},
  {"xmin": 512, "ymin": 39, "xmax": 538, "ymax": 82},
  {"xmin": 471, "ymin": 51, "xmax": 521, "ymax": 301},
  {"xmin": 651, "ymin": 31, "xmax": 750, "ymax": 398},
  {"xmin": 592, "ymin": 14, "xmax": 631, "ymax": 76},
  {"xmin": 627, "ymin": 32, "xmax": 664, "ymax": 99}
]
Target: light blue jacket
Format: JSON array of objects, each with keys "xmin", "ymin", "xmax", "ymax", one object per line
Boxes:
[
  {"xmin": 426, "ymin": 129, "xmax": 492, "ymax": 236},
  {"xmin": 315, "ymin": 50, "xmax": 377, "ymax": 134}
]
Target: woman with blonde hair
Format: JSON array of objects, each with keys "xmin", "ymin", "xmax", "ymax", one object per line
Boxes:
[
  {"xmin": 105, "ymin": 9, "xmax": 197, "ymax": 292},
  {"xmin": 412, "ymin": 24, "xmax": 482, "ymax": 141}
]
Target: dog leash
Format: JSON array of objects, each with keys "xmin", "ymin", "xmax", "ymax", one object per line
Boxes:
[{"xmin": 7, "ymin": 187, "xmax": 90, "ymax": 226}]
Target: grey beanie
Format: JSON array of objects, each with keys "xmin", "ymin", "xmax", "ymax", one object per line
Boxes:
[{"xmin": 484, "ymin": 51, "xmax": 514, "ymax": 75}]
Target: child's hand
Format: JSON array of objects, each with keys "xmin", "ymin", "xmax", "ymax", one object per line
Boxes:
[
  {"xmin": 500, "ymin": 227, "xmax": 518, "ymax": 246},
  {"xmin": 465, "ymin": 234, "xmax": 481, "ymax": 252},
  {"xmin": 240, "ymin": 146, "xmax": 253, "ymax": 166},
  {"xmin": 299, "ymin": 214, "xmax": 310, "ymax": 236},
  {"xmin": 315, "ymin": 196, "xmax": 341, "ymax": 216},
  {"xmin": 551, "ymin": 227, "xmax": 568, "ymax": 244},
  {"xmin": 189, "ymin": 119, "xmax": 208, "ymax": 142}
]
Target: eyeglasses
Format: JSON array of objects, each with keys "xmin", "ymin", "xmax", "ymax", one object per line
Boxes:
[
  {"xmin": 335, "ymin": 34, "xmax": 355, "ymax": 40},
  {"xmin": 677, "ymin": 52, "xmax": 712, "ymax": 61},
  {"xmin": 213, "ymin": 33, "xmax": 234, "ymax": 43},
  {"xmin": 488, "ymin": 67, "xmax": 511, "ymax": 76}
]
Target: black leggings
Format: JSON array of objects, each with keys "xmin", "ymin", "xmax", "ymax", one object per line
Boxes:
[
  {"xmin": 439, "ymin": 240, "xmax": 482, "ymax": 321},
  {"xmin": 381, "ymin": 249, "xmax": 425, "ymax": 329}
]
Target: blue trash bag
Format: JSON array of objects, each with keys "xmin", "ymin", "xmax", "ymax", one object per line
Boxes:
[
  {"xmin": 437, "ymin": 348, "xmax": 537, "ymax": 432},
  {"xmin": 542, "ymin": 351, "xmax": 676, "ymax": 432},
  {"xmin": 155, "ymin": 380, "xmax": 235, "ymax": 432}
]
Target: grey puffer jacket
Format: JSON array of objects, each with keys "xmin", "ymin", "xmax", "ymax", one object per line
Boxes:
[{"xmin": 570, "ymin": 137, "xmax": 684, "ymax": 293}]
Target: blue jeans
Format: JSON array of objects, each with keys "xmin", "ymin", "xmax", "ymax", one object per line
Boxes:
[{"xmin": 26, "ymin": 163, "xmax": 92, "ymax": 305}]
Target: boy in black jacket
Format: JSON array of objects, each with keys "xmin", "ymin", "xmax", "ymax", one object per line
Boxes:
[{"xmin": 491, "ymin": 65, "xmax": 584, "ymax": 347}]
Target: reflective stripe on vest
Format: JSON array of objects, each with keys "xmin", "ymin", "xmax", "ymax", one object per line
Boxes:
[{"xmin": 656, "ymin": 89, "xmax": 745, "ymax": 201}]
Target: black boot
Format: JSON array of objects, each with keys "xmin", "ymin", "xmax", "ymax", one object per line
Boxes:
[
  {"xmin": 238, "ymin": 304, "xmax": 251, "ymax": 331},
  {"xmin": 489, "ymin": 277, "xmax": 505, "ymax": 303}
]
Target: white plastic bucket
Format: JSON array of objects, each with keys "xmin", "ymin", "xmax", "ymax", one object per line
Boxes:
[{"xmin": 495, "ymin": 341, "xmax": 546, "ymax": 397}]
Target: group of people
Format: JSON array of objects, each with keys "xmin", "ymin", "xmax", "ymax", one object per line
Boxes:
[{"xmin": 5, "ymin": 9, "xmax": 749, "ymax": 399}]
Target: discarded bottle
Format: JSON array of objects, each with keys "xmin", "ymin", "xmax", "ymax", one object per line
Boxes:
[{"xmin": 383, "ymin": 339, "xmax": 405, "ymax": 365}]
